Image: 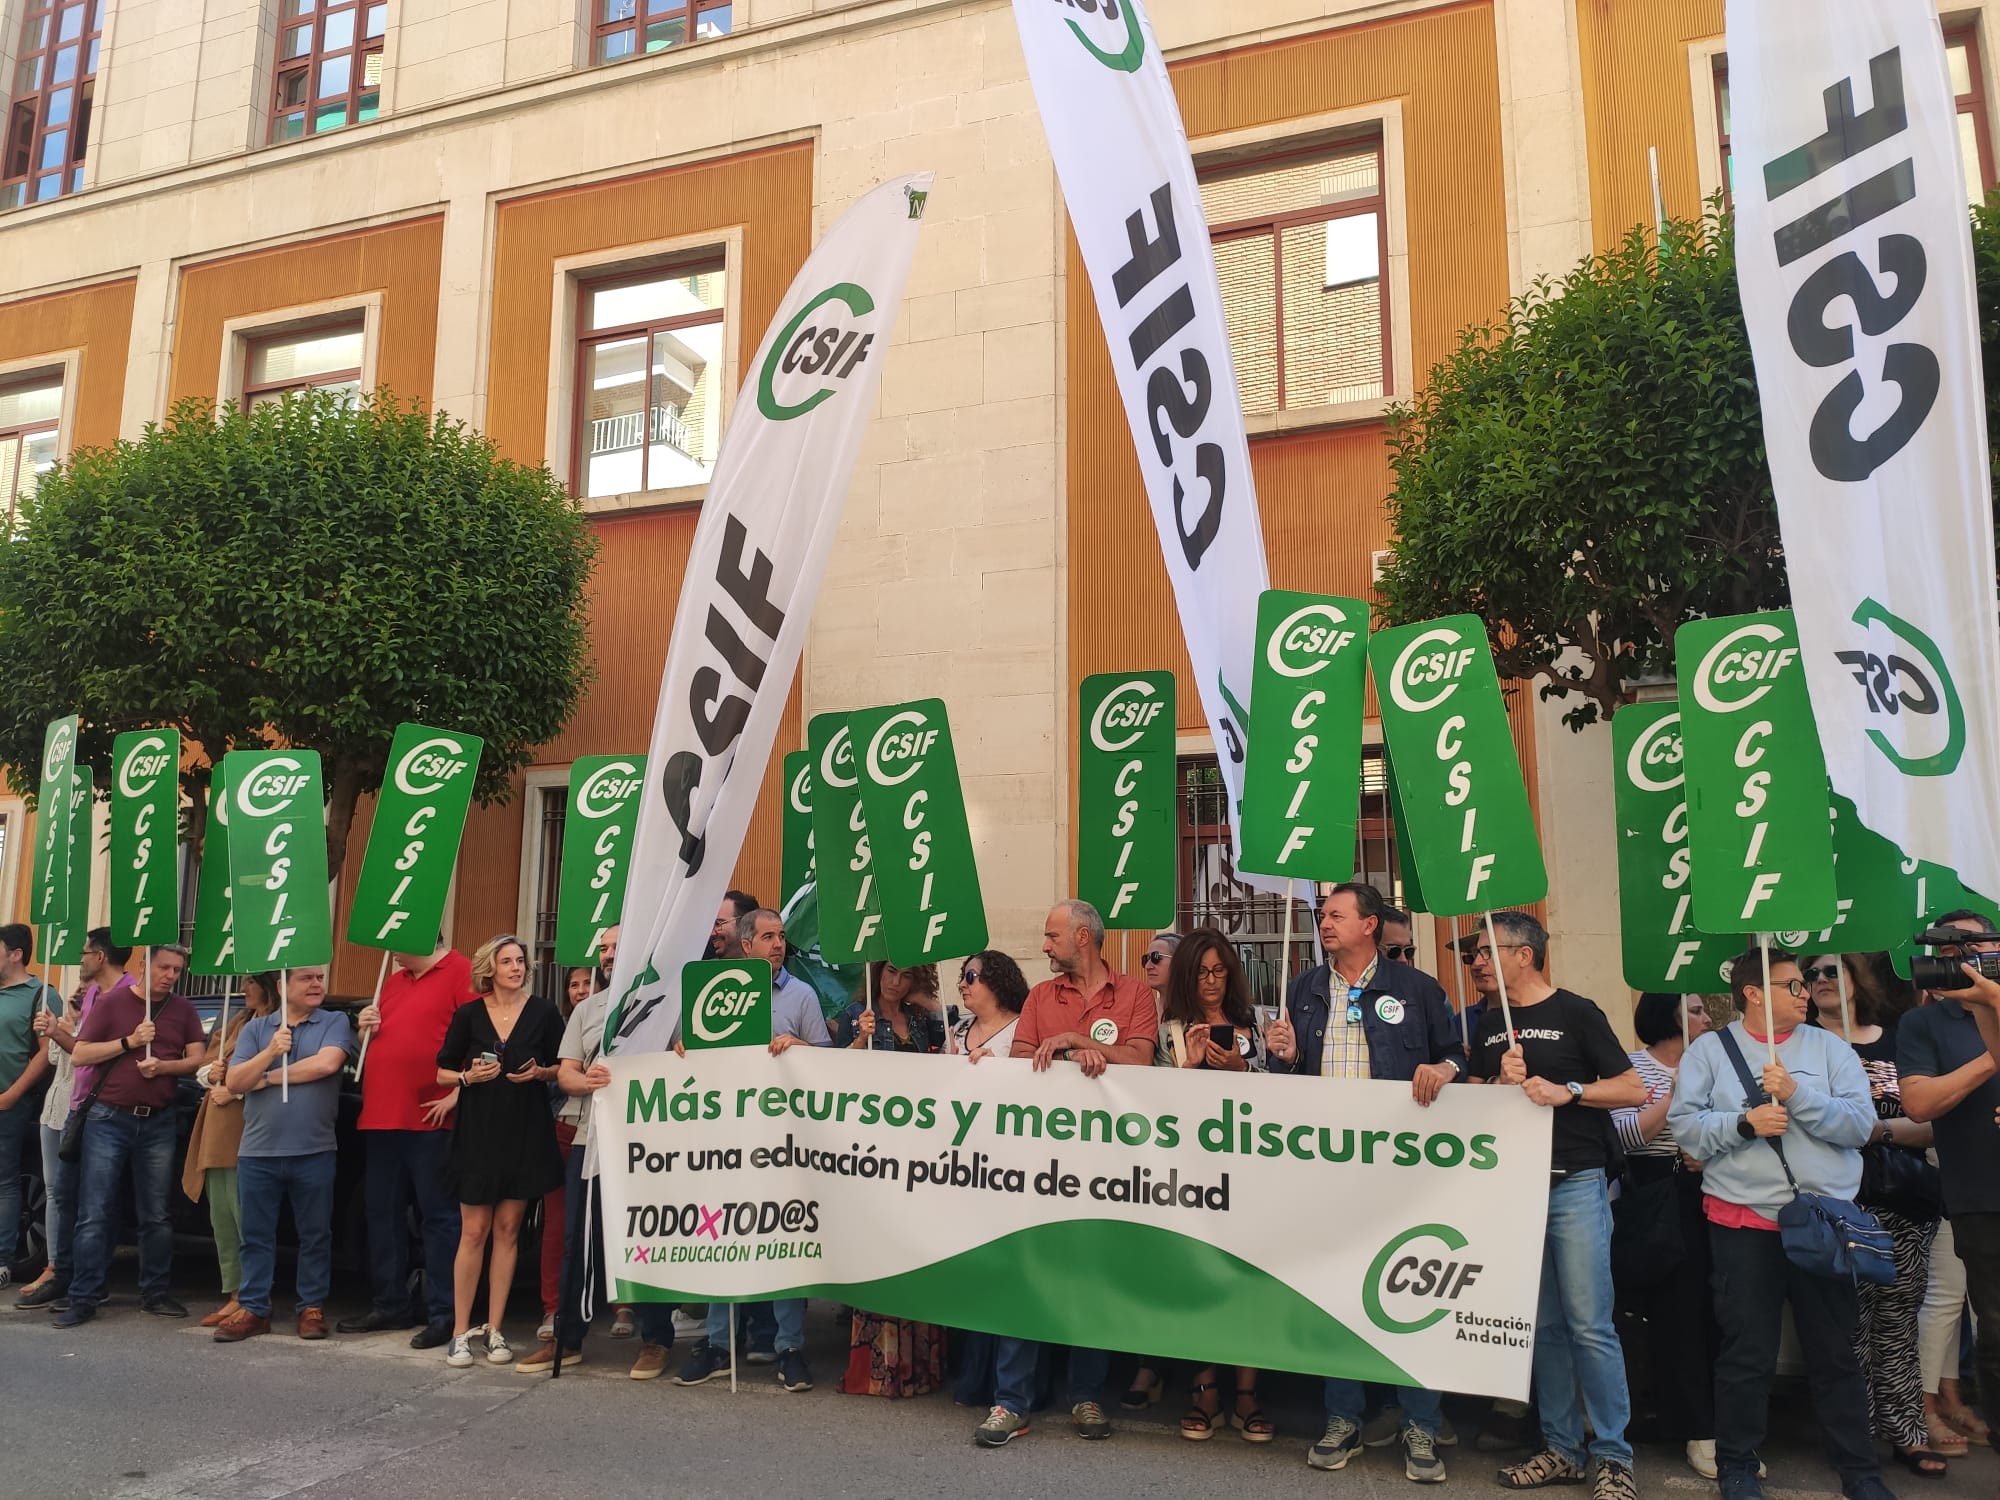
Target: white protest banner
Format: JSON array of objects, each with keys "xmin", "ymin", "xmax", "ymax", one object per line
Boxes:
[
  {"xmin": 1011, "ymin": 0, "xmax": 1274, "ymax": 889},
  {"xmin": 601, "ymin": 173, "xmax": 933, "ymax": 1055},
  {"xmin": 596, "ymin": 1049, "xmax": 1550, "ymax": 1396},
  {"xmin": 1727, "ymin": 0, "xmax": 2000, "ymax": 903}
]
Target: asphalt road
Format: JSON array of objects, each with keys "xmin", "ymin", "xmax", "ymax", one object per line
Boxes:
[{"xmin": 5, "ymin": 1265, "xmax": 1995, "ymax": 1500}]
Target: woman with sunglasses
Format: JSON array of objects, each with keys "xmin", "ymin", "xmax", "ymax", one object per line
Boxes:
[
  {"xmin": 947, "ymin": 951, "xmax": 1028, "ymax": 1059},
  {"xmin": 1138, "ymin": 933, "xmax": 1181, "ymax": 1021},
  {"xmin": 839, "ymin": 961, "xmax": 946, "ymax": 1053},
  {"xmin": 1805, "ymin": 953, "xmax": 1945, "ymax": 1477}
]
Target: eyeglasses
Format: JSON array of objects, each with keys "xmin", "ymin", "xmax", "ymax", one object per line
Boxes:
[
  {"xmin": 1801, "ymin": 964, "xmax": 1842, "ymax": 983},
  {"xmin": 1140, "ymin": 951, "xmax": 1168, "ymax": 966},
  {"xmin": 1459, "ymin": 942, "xmax": 1526, "ymax": 966},
  {"xmin": 1778, "ymin": 979, "xmax": 1811, "ymax": 998},
  {"xmin": 1382, "ymin": 944, "xmax": 1415, "ymax": 962},
  {"xmin": 1196, "ymin": 965, "xmax": 1228, "ymax": 981},
  {"xmin": 959, "ymin": 965, "xmax": 982, "ymax": 986}
]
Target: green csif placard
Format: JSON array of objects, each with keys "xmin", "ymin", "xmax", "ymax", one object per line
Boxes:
[
  {"xmin": 807, "ymin": 712, "xmax": 886, "ymax": 966},
  {"xmin": 851, "ymin": 700, "xmax": 988, "ymax": 965},
  {"xmin": 1077, "ymin": 672, "xmax": 1175, "ymax": 929},
  {"xmin": 1370, "ymin": 616, "xmax": 1547, "ymax": 915},
  {"xmin": 44, "ymin": 768, "xmax": 93, "ymax": 968},
  {"xmin": 190, "ymin": 763, "xmax": 242, "ymax": 977},
  {"xmin": 557, "ymin": 754, "xmax": 646, "ymax": 967},
  {"xmin": 782, "ymin": 751, "xmax": 816, "ymax": 912},
  {"xmin": 1610, "ymin": 703, "xmax": 1742, "ymax": 992},
  {"xmin": 1382, "ymin": 748, "xmax": 1427, "ymax": 917},
  {"xmin": 31, "ymin": 714, "xmax": 77, "ymax": 929},
  {"xmin": 223, "ymin": 749, "xmax": 332, "ymax": 970},
  {"xmin": 110, "ymin": 729, "xmax": 181, "ymax": 947},
  {"xmin": 1675, "ymin": 611, "xmax": 1835, "ymax": 934},
  {"xmin": 1239, "ymin": 592, "xmax": 1367, "ymax": 884},
  {"xmin": 680, "ymin": 958, "xmax": 774, "ymax": 1051},
  {"xmin": 348, "ymin": 724, "xmax": 485, "ymax": 952}
]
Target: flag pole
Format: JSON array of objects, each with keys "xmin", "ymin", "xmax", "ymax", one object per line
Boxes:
[
  {"xmin": 1449, "ymin": 916, "xmax": 1470, "ymax": 1050},
  {"xmin": 1759, "ymin": 932, "xmax": 1776, "ymax": 1068},
  {"xmin": 280, "ymin": 967, "xmax": 290, "ymax": 1103},
  {"xmin": 1836, "ymin": 959, "xmax": 1853, "ymax": 1043},
  {"xmin": 1482, "ymin": 909, "xmax": 1514, "ymax": 1041},
  {"xmin": 143, "ymin": 945, "xmax": 153, "ymax": 1060},
  {"xmin": 353, "ymin": 950, "xmax": 391, "ymax": 1081},
  {"xmin": 1281, "ymin": 884, "xmax": 1296, "ymax": 1006}
]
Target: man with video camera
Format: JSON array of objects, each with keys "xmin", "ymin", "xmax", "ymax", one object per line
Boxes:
[{"xmin": 1897, "ymin": 911, "xmax": 2000, "ymax": 1451}]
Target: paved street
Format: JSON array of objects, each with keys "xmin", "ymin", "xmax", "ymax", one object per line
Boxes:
[{"xmin": 5, "ymin": 1263, "xmax": 1996, "ymax": 1500}]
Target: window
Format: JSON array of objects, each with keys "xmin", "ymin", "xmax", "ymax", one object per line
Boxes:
[
  {"xmin": 1175, "ymin": 749, "xmax": 1403, "ymax": 1005},
  {"xmin": 1716, "ymin": 29, "xmax": 1994, "ymax": 207},
  {"xmin": 591, "ymin": 0, "xmax": 730, "ymax": 65},
  {"xmin": 270, "ymin": 0, "xmax": 386, "ymax": 142},
  {"xmin": 574, "ymin": 260, "xmax": 726, "ymax": 498},
  {"xmin": 242, "ymin": 323, "xmax": 365, "ymax": 408},
  {"xmin": 0, "ymin": 372, "xmax": 62, "ymax": 530},
  {"xmin": 529, "ymin": 783, "xmax": 565, "ymax": 1002},
  {"xmin": 1199, "ymin": 137, "xmax": 1389, "ymax": 416},
  {"xmin": 1, "ymin": 0, "xmax": 100, "ymax": 209}
]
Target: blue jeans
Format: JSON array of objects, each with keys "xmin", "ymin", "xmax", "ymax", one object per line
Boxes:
[
  {"xmin": 236, "ymin": 1151, "xmax": 338, "ymax": 1318},
  {"xmin": 39, "ymin": 1123, "xmax": 76, "ymax": 1282},
  {"xmin": 0, "ymin": 1101, "xmax": 31, "ymax": 1263},
  {"xmin": 1324, "ymin": 1380, "xmax": 1442, "ymax": 1435},
  {"xmin": 708, "ymin": 1297, "xmax": 802, "ymax": 1353},
  {"xmin": 1535, "ymin": 1169, "xmax": 1632, "ymax": 1467},
  {"xmin": 362, "ymin": 1129, "xmax": 461, "ymax": 1324},
  {"xmin": 69, "ymin": 1104, "xmax": 177, "ymax": 1308},
  {"xmin": 996, "ymin": 1340, "xmax": 1108, "ymax": 1414}
]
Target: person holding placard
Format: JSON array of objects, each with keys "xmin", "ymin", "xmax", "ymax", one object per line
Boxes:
[
  {"xmin": 1263, "ymin": 883, "xmax": 1459, "ymax": 1482},
  {"xmin": 948, "ymin": 950, "xmax": 1027, "ymax": 1059},
  {"xmin": 0, "ymin": 923, "xmax": 55, "ymax": 1290},
  {"xmin": 1465, "ymin": 912, "xmax": 1644, "ymax": 1500},
  {"xmin": 340, "ymin": 934, "xmax": 473, "ymax": 1349},
  {"xmin": 56, "ymin": 943, "xmax": 203, "ymax": 1329},
  {"xmin": 976, "ymin": 899, "xmax": 1157, "ymax": 1449},
  {"xmin": 182, "ymin": 970, "xmax": 278, "ymax": 1329},
  {"xmin": 1669, "ymin": 949, "xmax": 1888, "ymax": 1500},
  {"xmin": 434, "ymin": 934, "xmax": 565, "ymax": 1370},
  {"xmin": 837, "ymin": 961, "xmax": 946, "ymax": 1053},
  {"xmin": 215, "ymin": 965, "xmax": 355, "ymax": 1343}
]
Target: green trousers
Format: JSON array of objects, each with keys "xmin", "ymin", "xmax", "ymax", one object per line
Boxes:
[{"xmin": 206, "ymin": 1166, "xmax": 242, "ymax": 1294}]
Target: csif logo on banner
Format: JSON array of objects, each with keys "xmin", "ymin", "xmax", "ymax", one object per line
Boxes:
[
  {"xmin": 1834, "ymin": 597, "xmax": 1964, "ymax": 776},
  {"xmin": 1369, "ymin": 617, "xmax": 1546, "ymax": 915},
  {"xmin": 806, "ymin": 714, "xmax": 886, "ymax": 965},
  {"xmin": 44, "ymin": 768, "xmax": 92, "ymax": 967},
  {"xmin": 681, "ymin": 959, "xmax": 774, "ymax": 1051},
  {"xmin": 852, "ymin": 700, "xmax": 988, "ymax": 965},
  {"xmin": 190, "ymin": 764, "xmax": 241, "ymax": 977},
  {"xmin": 1610, "ymin": 705, "xmax": 1741, "ymax": 990},
  {"xmin": 224, "ymin": 749, "xmax": 332, "ymax": 969},
  {"xmin": 1676, "ymin": 612, "xmax": 1835, "ymax": 932},
  {"xmin": 32, "ymin": 714, "xmax": 78, "ymax": 927},
  {"xmin": 557, "ymin": 755, "xmax": 647, "ymax": 967},
  {"xmin": 757, "ymin": 284, "xmax": 884, "ymax": 422},
  {"xmin": 349, "ymin": 724, "xmax": 484, "ymax": 951},
  {"xmin": 1052, "ymin": 0, "xmax": 1143, "ymax": 71},
  {"xmin": 1364, "ymin": 1224, "xmax": 1498, "ymax": 1338},
  {"xmin": 1077, "ymin": 672, "xmax": 1174, "ymax": 927},
  {"xmin": 1240, "ymin": 592, "xmax": 1367, "ymax": 882},
  {"xmin": 781, "ymin": 751, "xmax": 816, "ymax": 911},
  {"xmin": 110, "ymin": 730, "xmax": 181, "ymax": 946}
]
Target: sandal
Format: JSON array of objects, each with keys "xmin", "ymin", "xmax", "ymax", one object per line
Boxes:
[
  {"xmin": 1926, "ymin": 1418, "xmax": 1972, "ymax": 1458},
  {"xmin": 609, "ymin": 1305, "xmax": 636, "ymax": 1339},
  {"xmin": 1232, "ymin": 1387, "xmax": 1275, "ymax": 1443},
  {"xmin": 1121, "ymin": 1370, "xmax": 1163, "ymax": 1410},
  {"xmin": 1181, "ymin": 1380, "xmax": 1221, "ymax": 1441},
  {"xmin": 1943, "ymin": 1405, "xmax": 1991, "ymax": 1443},
  {"xmin": 1895, "ymin": 1448, "xmax": 1950, "ymax": 1479}
]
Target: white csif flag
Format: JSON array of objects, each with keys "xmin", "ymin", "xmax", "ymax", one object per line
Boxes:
[
  {"xmin": 603, "ymin": 173, "xmax": 933, "ymax": 1055},
  {"xmin": 1010, "ymin": 0, "xmax": 1283, "ymax": 893},
  {"xmin": 1728, "ymin": 0, "xmax": 2000, "ymax": 903}
]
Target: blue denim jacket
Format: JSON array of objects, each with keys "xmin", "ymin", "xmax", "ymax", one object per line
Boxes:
[{"xmin": 1269, "ymin": 959, "xmax": 1463, "ymax": 1081}]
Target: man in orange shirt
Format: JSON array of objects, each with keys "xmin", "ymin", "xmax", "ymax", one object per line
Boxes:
[{"xmin": 975, "ymin": 900, "xmax": 1157, "ymax": 1449}]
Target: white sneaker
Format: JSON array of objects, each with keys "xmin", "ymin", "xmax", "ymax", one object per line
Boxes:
[
  {"xmin": 446, "ymin": 1333, "xmax": 475, "ymax": 1368},
  {"xmin": 672, "ymin": 1310, "xmax": 704, "ymax": 1338},
  {"xmin": 1686, "ymin": 1440, "xmax": 1717, "ymax": 1480},
  {"xmin": 486, "ymin": 1329, "xmax": 514, "ymax": 1365}
]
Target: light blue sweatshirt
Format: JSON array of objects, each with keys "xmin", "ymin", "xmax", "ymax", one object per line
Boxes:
[{"xmin": 1668, "ymin": 1020, "xmax": 1875, "ymax": 1221}]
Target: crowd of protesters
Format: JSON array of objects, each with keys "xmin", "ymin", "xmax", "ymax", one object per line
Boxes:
[{"xmin": 7, "ymin": 890, "xmax": 2000, "ymax": 1500}]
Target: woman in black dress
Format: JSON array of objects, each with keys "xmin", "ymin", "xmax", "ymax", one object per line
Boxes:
[{"xmin": 434, "ymin": 934, "xmax": 564, "ymax": 1368}]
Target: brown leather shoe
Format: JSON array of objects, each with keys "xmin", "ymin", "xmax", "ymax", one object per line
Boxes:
[
  {"xmin": 201, "ymin": 1298, "xmax": 242, "ymax": 1329},
  {"xmin": 297, "ymin": 1307, "xmax": 329, "ymax": 1340},
  {"xmin": 213, "ymin": 1309, "xmax": 270, "ymax": 1343}
]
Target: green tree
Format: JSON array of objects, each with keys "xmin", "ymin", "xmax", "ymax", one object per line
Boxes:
[
  {"xmin": 0, "ymin": 391, "xmax": 598, "ymax": 874},
  {"xmin": 1376, "ymin": 208, "xmax": 1783, "ymax": 729}
]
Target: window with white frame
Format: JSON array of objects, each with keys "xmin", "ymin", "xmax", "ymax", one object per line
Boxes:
[
  {"xmin": 242, "ymin": 321, "xmax": 365, "ymax": 409},
  {"xmin": 0, "ymin": 370, "xmax": 62, "ymax": 529}
]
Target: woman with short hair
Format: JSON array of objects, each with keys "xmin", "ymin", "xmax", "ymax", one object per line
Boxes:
[{"xmin": 434, "ymin": 934, "xmax": 565, "ymax": 1369}]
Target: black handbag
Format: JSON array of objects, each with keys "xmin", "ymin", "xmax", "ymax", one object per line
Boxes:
[
  {"xmin": 57, "ymin": 1066, "xmax": 111, "ymax": 1165},
  {"xmin": 1858, "ymin": 1140, "xmax": 1942, "ymax": 1221},
  {"xmin": 1611, "ymin": 1164, "xmax": 1686, "ymax": 1288}
]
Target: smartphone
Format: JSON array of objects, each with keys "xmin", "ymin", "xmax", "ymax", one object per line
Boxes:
[
  {"xmin": 1210, "ymin": 1024, "xmax": 1236, "ymax": 1052},
  {"xmin": 477, "ymin": 1050, "xmax": 498, "ymax": 1067}
]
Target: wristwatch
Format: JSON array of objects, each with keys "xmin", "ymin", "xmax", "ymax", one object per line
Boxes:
[
  {"xmin": 1736, "ymin": 1112, "xmax": 1757, "ymax": 1140},
  {"xmin": 1565, "ymin": 1080, "xmax": 1584, "ymax": 1102}
]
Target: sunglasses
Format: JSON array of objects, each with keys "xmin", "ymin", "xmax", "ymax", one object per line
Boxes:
[
  {"xmin": 1459, "ymin": 942, "xmax": 1524, "ymax": 966},
  {"xmin": 1140, "ymin": 951, "xmax": 1168, "ymax": 966},
  {"xmin": 1801, "ymin": 964, "xmax": 1842, "ymax": 983},
  {"xmin": 959, "ymin": 965, "xmax": 982, "ymax": 986},
  {"xmin": 1344, "ymin": 983, "xmax": 1364, "ymax": 1025},
  {"xmin": 1381, "ymin": 944, "xmax": 1415, "ymax": 962}
]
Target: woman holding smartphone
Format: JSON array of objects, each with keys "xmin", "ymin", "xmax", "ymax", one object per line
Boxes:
[{"xmin": 435, "ymin": 934, "xmax": 565, "ymax": 1369}]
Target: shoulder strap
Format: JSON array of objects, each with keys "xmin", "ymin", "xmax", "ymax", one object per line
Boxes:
[{"xmin": 1716, "ymin": 1026, "xmax": 1799, "ymax": 1192}]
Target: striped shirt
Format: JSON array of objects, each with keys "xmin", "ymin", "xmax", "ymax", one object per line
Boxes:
[
  {"xmin": 1319, "ymin": 958, "xmax": 1376, "ymax": 1081},
  {"xmin": 1613, "ymin": 1047, "xmax": 1679, "ymax": 1158}
]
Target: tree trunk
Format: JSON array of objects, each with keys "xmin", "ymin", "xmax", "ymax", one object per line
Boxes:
[{"xmin": 325, "ymin": 758, "xmax": 365, "ymax": 885}]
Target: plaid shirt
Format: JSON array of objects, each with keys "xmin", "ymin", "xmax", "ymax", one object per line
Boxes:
[{"xmin": 1319, "ymin": 957, "xmax": 1376, "ymax": 1081}]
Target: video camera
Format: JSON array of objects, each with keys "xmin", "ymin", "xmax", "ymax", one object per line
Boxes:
[{"xmin": 1908, "ymin": 923, "xmax": 2000, "ymax": 990}]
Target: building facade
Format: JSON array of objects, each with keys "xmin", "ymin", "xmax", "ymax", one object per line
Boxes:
[{"xmin": 2, "ymin": 0, "xmax": 1995, "ymax": 1019}]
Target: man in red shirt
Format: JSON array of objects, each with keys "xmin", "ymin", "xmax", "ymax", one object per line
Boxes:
[
  {"xmin": 337, "ymin": 935, "xmax": 470, "ymax": 1348},
  {"xmin": 977, "ymin": 900, "xmax": 1157, "ymax": 1449},
  {"xmin": 56, "ymin": 944, "xmax": 205, "ymax": 1328}
]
